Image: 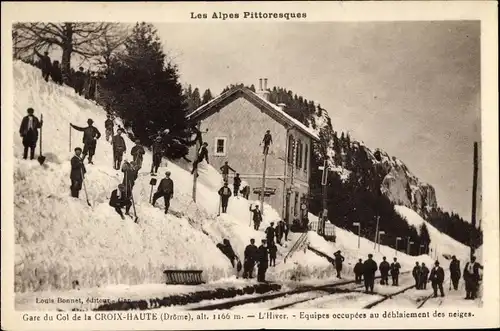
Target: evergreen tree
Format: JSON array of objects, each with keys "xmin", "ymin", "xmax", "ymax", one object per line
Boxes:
[
  {"xmin": 202, "ymin": 88, "xmax": 213, "ymax": 104},
  {"xmin": 100, "ymin": 22, "xmax": 191, "ymax": 159},
  {"xmin": 419, "ymin": 223, "xmax": 431, "ymax": 254}
]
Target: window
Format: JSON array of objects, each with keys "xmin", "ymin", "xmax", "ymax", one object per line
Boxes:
[
  {"xmin": 287, "ymin": 135, "xmax": 295, "ymax": 164},
  {"xmin": 296, "ymin": 140, "xmax": 303, "ymax": 169},
  {"xmin": 214, "ymin": 137, "xmax": 227, "ymax": 156},
  {"xmin": 304, "ymin": 144, "xmax": 309, "ymax": 172}
]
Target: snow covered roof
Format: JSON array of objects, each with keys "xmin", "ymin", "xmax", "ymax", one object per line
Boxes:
[{"xmin": 186, "ymin": 87, "xmax": 319, "ymax": 141}]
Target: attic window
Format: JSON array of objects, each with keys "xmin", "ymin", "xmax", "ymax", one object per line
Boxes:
[{"xmin": 214, "ymin": 137, "xmax": 227, "ymax": 156}]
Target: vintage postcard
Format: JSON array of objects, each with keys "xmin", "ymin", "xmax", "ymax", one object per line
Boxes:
[{"xmin": 1, "ymin": 1, "xmax": 498, "ymax": 330}]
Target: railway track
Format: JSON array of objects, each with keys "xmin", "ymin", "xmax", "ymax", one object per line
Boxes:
[{"xmin": 188, "ymin": 272, "xmax": 412, "ymax": 311}]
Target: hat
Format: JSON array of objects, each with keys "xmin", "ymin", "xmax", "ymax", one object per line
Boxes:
[
  {"xmin": 435, "ymin": 260, "xmax": 440, "ymax": 265},
  {"xmin": 118, "ymin": 184, "xmax": 125, "ymax": 189},
  {"xmin": 165, "ymin": 171, "xmax": 171, "ymax": 176},
  {"xmin": 203, "ymin": 142, "xmax": 208, "ymax": 146},
  {"xmin": 27, "ymin": 107, "xmax": 34, "ymax": 114},
  {"xmin": 368, "ymin": 254, "xmax": 373, "ymax": 258},
  {"xmin": 261, "ymin": 239, "xmax": 266, "ymax": 243},
  {"xmin": 74, "ymin": 147, "xmax": 82, "ymax": 152},
  {"xmin": 87, "ymin": 118, "xmax": 94, "ymax": 124}
]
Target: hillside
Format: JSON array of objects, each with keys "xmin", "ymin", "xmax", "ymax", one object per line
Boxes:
[{"xmin": 14, "ymin": 61, "xmax": 444, "ymax": 298}]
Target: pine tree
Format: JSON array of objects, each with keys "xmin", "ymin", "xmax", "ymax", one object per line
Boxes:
[
  {"xmin": 202, "ymin": 88, "xmax": 213, "ymax": 104},
  {"xmin": 192, "ymin": 87, "xmax": 201, "ymax": 110},
  {"xmin": 419, "ymin": 223, "xmax": 431, "ymax": 254},
  {"xmin": 100, "ymin": 22, "xmax": 190, "ymax": 158}
]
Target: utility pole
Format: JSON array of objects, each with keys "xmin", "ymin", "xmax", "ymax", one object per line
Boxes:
[
  {"xmin": 192, "ymin": 126, "xmax": 201, "ymax": 203},
  {"xmin": 353, "ymin": 222, "xmax": 361, "ymax": 249},
  {"xmin": 260, "ymin": 149, "xmax": 268, "ymax": 214},
  {"xmin": 470, "ymin": 142, "xmax": 478, "ymax": 259},
  {"xmin": 373, "ymin": 216, "xmax": 380, "ymax": 250},
  {"xmin": 318, "ymin": 159, "xmax": 329, "ymax": 236}
]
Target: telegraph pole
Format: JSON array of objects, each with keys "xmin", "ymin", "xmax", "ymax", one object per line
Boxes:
[
  {"xmin": 470, "ymin": 142, "xmax": 478, "ymax": 259},
  {"xmin": 192, "ymin": 132, "xmax": 201, "ymax": 203},
  {"xmin": 373, "ymin": 216, "xmax": 380, "ymax": 250},
  {"xmin": 318, "ymin": 159, "xmax": 329, "ymax": 236},
  {"xmin": 353, "ymin": 222, "xmax": 361, "ymax": 248},
  {"xmin": 260, "ymin": 151, "xmax": 268, "ymax": 214}
]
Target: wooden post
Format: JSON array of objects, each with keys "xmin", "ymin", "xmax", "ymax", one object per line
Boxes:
[
  {"xmin": 470, "ymin": 142, "xmax": 478, "ymax": 259},
  {"xmin": 192, "ymin": 124, "xmax": 201, "ymax": 203},
  {"xmin": 373, "ymin": 216, "xmax": 380, "ymax": 250},
  {"xmin": 260, "ymin": 151, "xmax": 268, "ymax": 214}
]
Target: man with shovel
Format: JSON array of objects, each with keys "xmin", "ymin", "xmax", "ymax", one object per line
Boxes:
[
  {"xmin": 70, "ymin": 147, "xmax": 86, "ymax": 198},
  {"xmin": 151, "ymin": 171, "xmax": 174, "ymax": 215},
  {"xmin": 19, "ymin": 108, "xmax": 43, "ymax": 160}
]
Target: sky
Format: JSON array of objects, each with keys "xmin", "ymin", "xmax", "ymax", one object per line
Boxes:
[{"xmin": 153, "ymin": 21, "xmax": 481, "ymax": 221}]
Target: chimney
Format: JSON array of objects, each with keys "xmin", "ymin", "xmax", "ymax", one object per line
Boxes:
[
  {"xmin": 259, "ymin": 78, "xmax": 263, "ymax": 91},
  {"xmin": 264, "ymin": 78, "xmax": 268, "ymax": 90},
  {"xmin": 257, "ymin": 78, "xmax": 271, "ymax": 102},
  {"xmin": 277, "ymin": 103, "xmax": 286, "ymax": 112}
]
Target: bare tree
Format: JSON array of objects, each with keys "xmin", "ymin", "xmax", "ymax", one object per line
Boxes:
[
  {"xmin": 13, "ymin": 22, "xmax": 124, "ymax": 82},
  {"xmin": 92, "ymin": 24, "xmax": 130, "ymax": 71}
]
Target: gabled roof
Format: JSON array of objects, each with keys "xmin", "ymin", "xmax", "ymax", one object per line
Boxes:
[{"xmin": 186, "ymin": 87, "xmax": 319, "ymax": 141}]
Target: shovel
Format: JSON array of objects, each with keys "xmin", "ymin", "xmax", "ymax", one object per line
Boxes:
[
  {"xmin": 37, "ymin": 114, "xmax": 46, "ymax": 165},
  {"xmin": 149, "ymin": 177, "xmax": 157, "ymax": 203}
]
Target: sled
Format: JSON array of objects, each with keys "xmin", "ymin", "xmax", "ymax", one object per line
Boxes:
[{"xmin": 163, "ymin": 270, "xmax": 204, "ymax": 285}]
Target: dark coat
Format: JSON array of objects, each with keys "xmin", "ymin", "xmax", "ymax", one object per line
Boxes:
[
  {"xmin": 244, "ymin": 244, "xmax": 258, "ymax": 262},
  {"xmin": 275, "ymin": 222, "xmax": 285, "ymax": 238},
  {"xmin": 390, "ymin": 262, "xmax": 401, "ymax": 275},
  {"xmin": 354, "ymin": 262, "xmax": 364, "ymax": 275},
  {"xmin": 158, "ymin": 178, "xmax": 174, "ymax": 194},
  {"xmin": 112, "ymin": 135, "xmax": 126, "ymax": 153},
  {"xmin": 334, "ymin": 254, "xmax": 345, "ymax": 268},
  {"xmin": 218, "ymin": 186, "xmax": 232, "ymax": 198},
  {"xmin": 35, "ymin": 50, "xmax": 51, "ymax": 71},
  {"xmin": 197, "ymin": 146, "xmax": 209, "ymax": 163},
  {"xmin": 265, "ymin": 226, "xmax": 275, "ymax": 240},
  {"xmin": 71, "ymin": 124, "xmax": 101, "ymax": 144},
  {"xmin": 463, "ymin": 262, "xmax": 481, "ymax": 282},
  {"xmin": 251, "ymin": 208, "xmax": 262, "ymax": 223},
  {"xmin": 421, "ymin": 266, "xmax": 430, "ymax": 280},
  {"xmin": 412, "ymin": 266, "xmax": 422, "ymax": 279},
  {"xmin": 152, "ymin": 141, "xmax": 163, "ymax": 156},
  {"xmin": 429, "ymin": 266, "xmax": 445, "ymax": 284},
  {"xmin": 74, "ymin": 71, "xmax": 85, "ymax": 88},
  {"xmin": 109, "ymin": 189, "xmax": 130, "ymax": 207},
  {"xmin": 379, "ymin": 261, "xmax": 391, "ymax": 274},
  {"xmin": 257, "ymin": 245, "xmax": 268, "ymax": 265},
  {"xmin": 268, "ymin": 244, "xmax": 277, "ymax": 258},
  {"xmin": 233, "ymin": 176, "xmax": 242, "ymax": 187},
  {"xmin": 70, "ymin": 155, "xmax": 86, "ymax": 181},
  {"xmin": 263, "ymin": 133, "xmax": 273, "ymax": 145},
  {"xmin": 450, "ymin": 260, "xmax": 461, "ymax": 278},
  {"xmin": 50, "ymin": 64, "xmax": 63, "ymax": 83},
  {"xmin": 131, "ymin": 145, "xmax": 145, "ymax": 165},
  {"xmin": 363, "ymin": 259, "xmax": 378, "ymax": 277},
  {"xmin": 220, "ymin": 164, "xmax": 235, "ymax": 175},
  {"xmin": 121, "ymin": 162, "xmax": 138, "ymax": 185},
  {"xmin": 217, "ymin": 243, "xmax": 237, "ymax": 263},
  {"xmin": 19, "ymin": 115, "xmax": 42, "ymax": 137},
  {"xmin": 105, "ymin": 119, "xmax": 114, "ymax": 130}
]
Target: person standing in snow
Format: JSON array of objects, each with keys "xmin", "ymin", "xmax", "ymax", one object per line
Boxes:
[
  {"xmin": 104, "ymin": 114, "xmax": 114, "ymax": 143},
  {"xmin": 220, "ymin": 161, "xmax": 236, "ymax": 183},
  {"xmin": 70, "ymin": 119, "xmax": 101, "ymax": 164},
  {"xmin": 241, "ymin": 184, "xmax": 250, "ymax": 200},
  {"xmin": 151, "ymin": 171, "xmax": 174, "ymax": 215},
  {"xmin": 261, "ymin": 130, "xmax": 273, "ymax": 155},
  {"xmin": 243, "ymin": 238, "xmax": 258, "ymax": 279},
  {"xmin": 250, "ymin": 205, "xmax": 263, "ymax": 230},
  {"xmin": 151, "ymin": 136, "xmax": 164, "ymax": 175},
  {"xmin": 429, "ymin": 260, "xmax": 445, "ymax": 297},
  {"xmin": 112, "ymin": 128, "xmax": 126, "ymax": 170},
  {"xmin": 73, "ymin": 67, "xmax": 85, "ymax": 95},
  {"xmin": 34, "ymin": 49, "xmax": 51, "ymax": 82},
  {"xmin": 191, "ymin": 142, "xmax": 209, "ymax": 175},
  {"xmin": 463, "ymin": 256, "xmax": 482, "ymax": 300},
  {"xmin": 390, "ymin": 257, "xmax": 401, "ymax": 286},
  {"xmin": 50, "ymin": 60, "xmax": 63, "ymax": 85},
  {"xmin": 363, "ymin": 254, "xmax": 378, "ymax": 294},
  {"xmin": 283, "ymin": 221, "xmax": 290, "ymax": 241},
  {"xmin": 256, "ymin": 239, "xmax": 269, "ymax": 282},
  {"xmin": 333, "ymin": 250, "xmax": 345, "ymax": 279},
  {"xmin": 275, "ymin": 220, "xmax": 285, "ymax": 246},
  {"xmin": 379, "ymin": 256, "xmax": 390, "ymax": 285},
  {"xmin": 218, "ymin": 182, "xmax": 232, "ymax": 213},
  {"xmin": 268, "ymin": 243, "xmax": 277, "ymax": 267},
  {"xmin": 265, "ymin": 222, "xmax": 276, "ymax": 247},
  {"xmin": 354, "ymin": 259, "xmax": 364, "ymax": 284},
  {"xmin": 449, "ymin": 255, "xmax": 461, "ymax": 291},
  {"xmin": 130, "ymin": 139, "xmax": 145, "ymax": 170},
  {"xmin": 70, "ymin": 147, "xmax": 86, "ymax": 198},
  {"xmin": 420, "ymin": 263, "xmax": 430, "ymax": 290},
  {"xmin": 412, "ymin": 262, "xmax": 422, "ymax": 289},
  {"xmin": 109, "ymin": 183, "xmax": 132, "ymax": 220},
  {"xmin": 121, "ymin": 160, "xmax": 138, "ymax": 196},
  {"xmin": 233, "ymin": 173, "xmax": 242, "ymax": 198},
  {"xmin": 19, "ymin": 107, "xmax": 43, "ymax": 160}
]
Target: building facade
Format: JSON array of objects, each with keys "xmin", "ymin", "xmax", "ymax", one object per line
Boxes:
[{"xmin": 187, "ymin": 81, "xmax": 319, "ymax": 224}]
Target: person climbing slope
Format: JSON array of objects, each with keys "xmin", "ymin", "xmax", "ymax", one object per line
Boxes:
[{"xmin": 70, "ymin": 119, "xmax": 101, "ymax": 164}]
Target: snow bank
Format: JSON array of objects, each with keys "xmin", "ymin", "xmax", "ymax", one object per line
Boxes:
[{"xmin": 395, "ymin": 205, "xmax": 470, "ymax": 260}]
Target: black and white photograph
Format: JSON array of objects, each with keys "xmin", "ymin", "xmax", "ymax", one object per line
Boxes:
[{"xmin": 1, "ymin": 2, "xmax": 498, "ymax": 330}]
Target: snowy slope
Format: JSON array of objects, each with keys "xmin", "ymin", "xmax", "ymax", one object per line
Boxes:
[
  {"xmin": 395, "ymin": 205, "xmax": 470, "ymax": 260},
  {"xmin": 12, "ymin": 61, "xmax": 341, "ymax": 293}
]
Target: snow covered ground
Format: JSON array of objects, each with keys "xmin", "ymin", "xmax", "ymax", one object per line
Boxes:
[{"xmin": 13, "ymin": 60, "xmax": 476, "ymax": 310}]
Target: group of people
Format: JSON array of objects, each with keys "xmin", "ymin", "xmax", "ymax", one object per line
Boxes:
[
  {"xmin": 449, "ymin": 255, "xmax": 483, "ymax": 300},
  {"xmin": 34, "ymin": 50, "xmax": 63, "ymax": 85}
]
